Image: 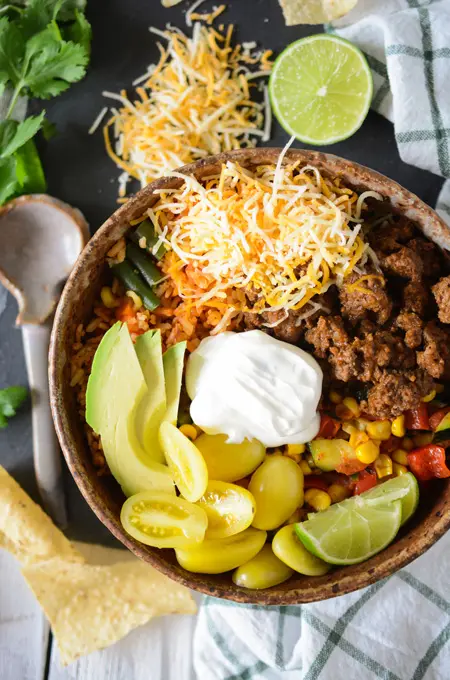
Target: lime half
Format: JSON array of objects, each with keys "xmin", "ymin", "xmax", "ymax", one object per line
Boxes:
[
  {"xmin": 295, "ymin": 498, "xmax": 402, "ymax": 565},
  {"xmin": 361, "ymin": 472, "xmax": 419, "ymax": 526},
  {"xmin": 269, "ymin": 34, "xmax": 373, "ymax": 145}
]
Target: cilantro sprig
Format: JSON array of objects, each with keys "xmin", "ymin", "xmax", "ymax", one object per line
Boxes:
[
  {"xmin": 0, "ymin": 0, "xmax": 91, "ymax": 204},
  {"xmin": 0, "ymin": 385, "xmax": 28, "ymax": 428}
]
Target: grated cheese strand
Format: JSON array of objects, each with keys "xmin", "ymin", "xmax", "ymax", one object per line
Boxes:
[{"xmin": 102, "ymin": 22, "xmax": 272, "ymax": 197}]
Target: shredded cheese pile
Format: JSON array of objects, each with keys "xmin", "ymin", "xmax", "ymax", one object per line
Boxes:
[
  {"xmin": 97, "ymin": 22, "xmax": 272, "ymax": 199},
  {"xmin": 148, "ymin": 145, "xmax": 382, "ymax": 319}
]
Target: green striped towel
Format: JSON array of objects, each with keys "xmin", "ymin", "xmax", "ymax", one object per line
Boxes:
[{"xmin": 193, "ymin": 2, "xmax": 450, "ymax": 677}]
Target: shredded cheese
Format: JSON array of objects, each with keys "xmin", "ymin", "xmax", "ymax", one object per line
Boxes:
[
  {"xmin": 152, "ymin": 147, "xmax": 377, "ymax": 315},
  {"xmin": 101, "ymin": 22, "xmax": 272, "ymax": 197}
]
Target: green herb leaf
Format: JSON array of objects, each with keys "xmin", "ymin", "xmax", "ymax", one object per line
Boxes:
[
  {"xmin": 24, "ymin": 33, "xmax": 88, "ymax": 99},
  {"xmin": 0, "ymin": 16, "xmax": 26, "ymax": 89},
  {"xmin": 0, "ymin": 118, "xmax": 17, "ymax": 151},
  {"xmin": 41, "ymin": 117, "xmax": 57, "ymax": 140},
  {"xmin": 0, "ymin": 385, "xmax": 28, "ymax": 428},
  {"xmin": 1, "ymin": 109, "xmax": 44, "ymax": 156},
  {"xmin": 15, "ymin": 137, "xmax": 46, "ymax": 192},
  {"xmin": 0, "ymin": 156, "xmax": 20, "ymax": 204},
  {"xmin": 64, "ymin": 8, "xmax": 91, "ymax": 53}
]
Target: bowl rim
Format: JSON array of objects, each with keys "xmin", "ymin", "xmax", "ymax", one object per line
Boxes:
[{"xmin": 49, "ymin": 147, "xmax": 450, "ymax": 604}]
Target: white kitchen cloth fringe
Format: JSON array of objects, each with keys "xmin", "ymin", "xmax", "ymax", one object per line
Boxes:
[{"xmin": 193, "ymin": 1, "xmax": 450, "ymax": 678}]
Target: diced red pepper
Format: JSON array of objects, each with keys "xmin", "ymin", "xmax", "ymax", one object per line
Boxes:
[
  {"xmin": 353, "ymin": 469, "xmax": 377, "ymax": 495},
  {"xmin": 116, "ymin": 299, "xmax": 140, "ymax": 334},
  {"xmin": 380, "ymin": 435, "xmax": 402, "ymax": 454},
  {"xmin": 404, "ymin": 403, "xmax": 430, "ymax": 431},
  {"xmin": 429, "ymin": 407, "xmax": 450, "ymax": 431},
  {"xmin": 316, "ymin": 414, "xmax": 340, "ymax": 439},
  {"xmin": 407, "ymin": 445, "xmax": 450, "ymax": 481},
  {"xmin": 303, "ymin": 475, "xmax": 329, "ymax": 491}
]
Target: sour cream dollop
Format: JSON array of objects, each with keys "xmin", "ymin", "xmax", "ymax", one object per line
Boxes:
[{"xmin": 185, "ymin": 330, "xmax": 323, "ymax": 448}]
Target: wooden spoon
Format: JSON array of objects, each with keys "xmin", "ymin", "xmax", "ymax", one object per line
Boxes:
[{"xmin": 0, "ymin": 195, "xmax": 88, "ymax": 526}]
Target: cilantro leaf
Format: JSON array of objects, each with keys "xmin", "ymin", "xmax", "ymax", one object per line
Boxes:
[
  {"xmin": 0, "ymin": 118, "xmax": 17, "ymax": 151},
  {"xmin": 24, "ymin": 33, "xmax": 88, "ymax": 99},
  {"xmin": 15, "ymin": 137, "xmax": 46, "ymax": 192},
  {"xmin": 63, "ymin": 8, "xmax": 91, "ymax": 53},
  {"xmin": 0, "ymin": 16, "xmax": 26, "ymax": 89},
  {"xmin": 41, "ymin": 117, "xmax": 56, "ymax": 140},
  {"xmin": 0, "ymin": 385, "xmax": 28, "ymax": 428},
  {"xmin": 0, "ymin": 156, "xmax": 20, "ymax": 203},
  {"xmin": 1, "ymin": 110, "xmax": 44, "ymax": 156}
]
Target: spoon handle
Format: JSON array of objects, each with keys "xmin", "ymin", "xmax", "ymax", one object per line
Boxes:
[{"xmin": 22, "ymin": 324, "xmax": 68, "ymax": 528}]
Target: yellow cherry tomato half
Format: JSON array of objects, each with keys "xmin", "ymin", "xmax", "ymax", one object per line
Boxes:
[
  {"xmin": 196, "ymin": 480, "xmax": 256, "ymax": 539},
  {"xmin": 272, "ymin": 524, "xmax": 331, "ymax": 576},
  {"xmin": 195, "ymin": 433, "xmax": 266, "ymax": 483},
  {"xmin": 175, "ymin": 527, "xmax": 267, "ymax": 574},
  {"xmin": 121, "ymin": 491, "xmax": 207, "ymax": 549},
  {"xmin": 249, "ymin": 455, "xmax": 304, "ymax": 530},
  {"xmin": 232, "ymin": 544, "xmax": 294, "ymax": 590},
  {"xmin": 159, "ymin": 421, "xmax": 208, "ymax": 502}
]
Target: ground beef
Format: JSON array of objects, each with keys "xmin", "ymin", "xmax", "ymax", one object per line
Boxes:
[
  {"xmin": 368, "ymin": 217, "xmax": 415, "ymax": 254},
  {"xmin": 403, "ymin": 280, "xmax": 430, "ymax": 316},
  {"xmin": 361, "ymin": 369, "xmax": 434, "ymax": 419},
  {"xmin": 381, "ymin": 246, "xmax": 424, "ymax": 281},
  {"xmin": 396, "ymin": 312, "xmax": 423, "ymax": 348},
  {"xmin": 417, "ymin": 321, "xmax": 450, "ymax": 380},
  {"xmin": 432, "ymin": 275, "xmax": 450, "ymax": 323},
  {"xmin": 264, "ymin": 310, "xmax": 304, "ymax": 344},
  {"xmin": 339, "ymin": 270, "xmax": 392, "ymax": 324},
  {"xmin": 304, "ymin": 316, "xmax": 349, "ymax": 359},
  {"xmin": 409, "ymin": 238, "xmax": 442, "ymax": 279}
]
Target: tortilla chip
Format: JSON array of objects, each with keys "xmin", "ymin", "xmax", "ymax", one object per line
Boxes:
[
  {"xmin": 73, "ymin": 541, "xmax": 139, "ymax": 565},
  {"xmin": 278, "ymin": 0, "xmax": 359, "ymax": 25},
  {"xmin": 22, "ymin": 558, "xmax": 197, "ymax": 665},
  {"xmin": 0, "ymin": 466, "xmax": 83, "ymax": 566}
]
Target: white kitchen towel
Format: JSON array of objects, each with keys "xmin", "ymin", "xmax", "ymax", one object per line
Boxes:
[
  {"xmin": 193, "ymin": 1, "xmax": 450, "ymax": 678},
  {"xmin": 330, "ymin": 0, "xmax": 450, "ymax": 223}
]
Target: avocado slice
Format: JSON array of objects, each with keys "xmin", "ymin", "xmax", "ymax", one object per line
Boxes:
[
  {"xmin": 86, "ymin": 322, "xmax": 174, "ymax": 497},
  {"xmin": 134, "ymin": 330, "xmax": 166, "ymax": 463},
  {"xmin": 163, "ymin": 341, "xmax": 187, "ymax": 425}
]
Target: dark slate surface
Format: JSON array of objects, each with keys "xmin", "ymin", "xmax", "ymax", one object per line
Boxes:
[{"xmin": 0, "ymin": 0, "xmax": 444, "ymax": 544}]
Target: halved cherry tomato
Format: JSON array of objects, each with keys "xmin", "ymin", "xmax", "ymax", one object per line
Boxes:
[
  {"xmin": 159, "ymin": 422, "xmax": 208, "ymax": 502},
  {"xmin": 196, "ymin": 481, "xmax": 255, "ymax": 539},
  {"xmin": 429, "ymin": 407, "xmax": 450, "ymax": 431},
  {"xmin": 353, "ymin": 469, "xmax": 377, "ymax": 495},
  {"xmin": 303, "ymin": 475, "xmax": 329, "ymax": 492},
  {"xmin": 316, "ymin": 414, "xmax": 340, "ymax": 439},
  {"xmin": 407, "ymin": 445, "xmax": 450, "ymax": 481},
  {"xmin": 404, "ymin": 404, "xmax": 430, "ymax": 431},
  {"xmin": 121, "ymin": 491, "xmax": 207, "ymax": 548}
]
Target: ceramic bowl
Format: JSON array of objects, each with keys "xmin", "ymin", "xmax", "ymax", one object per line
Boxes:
[{"xmin": 49, "ymin": 148, "xmax": 450, "ymax": 604}]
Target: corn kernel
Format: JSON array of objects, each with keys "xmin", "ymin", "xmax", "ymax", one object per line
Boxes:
[
  {"xmin": 126, "ymin": 290, "xmax": 143, "ymax": 309},
  {"xmin": 355, "ymin": 418, "xmax": 370, "ymax": 431},
  {"xmin": 300, "ymin": 460, "xmax": 312, "ymax": 476},
  {"xmin": 349, "ymin": 431, "xmax": 369, "ymax": 449},
  {"xmin": 435, "ymin": 383, "xmax": 445, "ymax": 394},
  {"xmin": 343, "ymin": 396, "xmax": 360, "ymax": 417},
  {"xmin": 414, "ymin": 433, "xmax": 433, "ymax": 447},
  {"xmin": 272, "ymin": 448, "xmax": 284, "ymax": 456},
  {"xmin": 329, "ymin": 390, "xmax": 342, "ymax": 404},
  {"xmin": 100, "ymin": 286, "xmax": 116, "ymax": 308},
  {"xmin": 392, "ymin": 449, "xmax": 409, "ymax": 465},
  {"xmin": 355, "ymin": 439, "xmax": 380, "ymax": 464},
  {"xmin": 285, "ymin": 452, "xmax": 301, "ymax": 463},
  {"xmin": 328, "ymin": 483, "xmax": 350, "ymax": 503},
  {"xmin": 422, "ymin": 390, "xmax": 436, "ymax": 403},
  {"xmin": 391, "ymin": 415, "xmax": 406, "ymax": 438},
  {"xmin": 393, "ymin": 462, "xmax": 408, "ymax": 476},
  {"xmin": 374, "ymin": 453, "xmax": 393, "ymax": 479},
  {"xmin": 402, "ymin": 437, "xmax": 414, "ymax": 451},
  {"xmin": 179, "ymin": 424, "xmax": 198, "ymax": 441},
  {"xmin": 342, "ymin": 422, "xmax": 357, "ymax": 435},
  {"xmin": 287, "ymin": 444, "xmax": 305, "ymax": 456},
  {"xmin": 304, "ymin": 489, "xmax": 331, "ymax": 512},
  {"xmin": 366, "ymin": 420, "xmax": 392, "ymax": 441}
]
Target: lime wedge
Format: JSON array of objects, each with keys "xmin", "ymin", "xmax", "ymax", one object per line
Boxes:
[
  {"xmin": 361, "ymin": 472, "xmax": 419, "ymax": 526},
  {"xmin": 269, "ymin": 34, "xmax": 373, "ymax": 145},
  {"xmin": 295, "ymin": 498, "xmax": 402, "ymax": 565}
]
